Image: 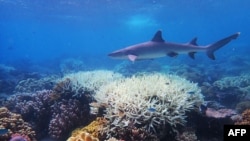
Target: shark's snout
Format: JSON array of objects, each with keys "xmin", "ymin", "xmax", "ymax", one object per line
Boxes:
[{"xmin": 108, "ymin": 52, "xmax": 118, "ymax": 57}]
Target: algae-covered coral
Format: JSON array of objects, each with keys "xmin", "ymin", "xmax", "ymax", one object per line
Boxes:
[{"xmin": 94, "ymin": 73, "xmax": 204, "ymax": 136}]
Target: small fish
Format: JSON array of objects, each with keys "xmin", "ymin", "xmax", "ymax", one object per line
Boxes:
[
  {"xmin": 0, "ymin": 128, "xmax": 8, "ymax": 135},
  {"xmin": 187, "ymin": 91, "xmax": 196, "ymax": 95},
  {"xmin": 148, "ymin": 107, "xmax": 156, "ymax": 112}
]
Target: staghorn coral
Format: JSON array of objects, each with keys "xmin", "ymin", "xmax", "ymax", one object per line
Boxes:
[
  {"xmin": 60, "ymin": 70, "xmax": 124, "ymax": 94},
  {"xmin": 67, "ymin": 131, "xmax": 99, "ymax": 141},
  {"xmin": 0, "ymin": 107, "xmax": 36, "ymax": 141},
  {"xmin": 94, "ymin": 73, "xmax": 204, "ymax": 138},
  {"xmin": 235, "ymin": 109, "xmax": 250, "ymax": 125}
]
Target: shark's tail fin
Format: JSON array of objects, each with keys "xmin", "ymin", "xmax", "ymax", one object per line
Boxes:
[{"xmin": 206, "ymin": 32, "xmax": 240, "ymax": 60}]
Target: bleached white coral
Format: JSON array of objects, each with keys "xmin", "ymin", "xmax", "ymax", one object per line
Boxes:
[
  {"xmin": 213, "ymin": 74, "xmax": 250, "ymax": 89},
  {"xmin": 60, "ymin": 70, "xmax": 124, "ymax": 93},
  {"xmin": 94, "ymin": 73, "xmax": 204, "ymax": 133}
]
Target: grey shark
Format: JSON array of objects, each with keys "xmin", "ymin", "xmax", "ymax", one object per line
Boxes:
[{"xmin": 108, "ymin": 30, "xmax": 240, "ymax": 61}]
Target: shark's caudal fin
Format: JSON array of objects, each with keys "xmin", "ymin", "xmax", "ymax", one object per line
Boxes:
[{"xmin": 206, "ymin": 32, "xmax": 240, "ymax": 60}]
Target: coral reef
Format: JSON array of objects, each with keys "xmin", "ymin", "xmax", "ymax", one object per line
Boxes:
[
  {"xmin": 70, "ymin": 117, "xmax": 108, "ymax": 138},
  {"xmin": 201, "ymin": 75, "xmax": 248, "ymax": 108},
  {"xmin": 176, "ymin": 129, "xmax": 198, "ymax": 141},
  {"xmin": 235, "ymin": 101, "xmax": 250, "ymax": 113},
  {"xmin": 60, "ymin": 70, "xmax": 124, "ymax": 93},
  {"xmin": 49, "ymin": 99, "xmax": 89, "ymax": 139},
  {"xmin": 60, "ymin": 58, "xmax": 86, "ymax": 74},
  {"xmin": 213, "ymin": 74, "xmax": 250, "ymax": 89},
  {"xmin": 114, "ymin": 60, "xmax": 162, "ymax": 76},
  {"xmin": 67, "ymin": 131, "xmax": 99, "ymax": 141},
  {"xmin": 235, "ymin": 109, "xmax": 250, "ymax": 125},
  {"xmin": 14, "ymin": 76, "xmax": 57, "ymax": 93},
  {"xmin": 102, "ymin": 126, "xmax": 160, "ymax": 141},
  {"xmin": 94, "ymin": 73, "xmax": 204, "ymax": 138},
  {"xmin": 0, "ymin": 107, "xmax": 36, "ymax": 141},
  {"xmin": 205, "ymin": 108, "xmax": 237, "ymax": 118},
  {"xmin": 3, "ymin": 88, "xmax": 90, "ymax": 140},
  {"xmin": 9, "ymin": 133, "xmax": 31, "ymax": 141},
  {"xmin": 4, "ymin": 90, "xmax": 53, "ymax": 124}
]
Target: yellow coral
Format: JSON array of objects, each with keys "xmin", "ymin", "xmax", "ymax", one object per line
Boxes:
[
  {"xmin": 68, "ymin": 117, "xmax": 107, "ymax": 140},
  {"xmin": 67, "ymin": 131, "xmax": 99, "ymax": 141}
]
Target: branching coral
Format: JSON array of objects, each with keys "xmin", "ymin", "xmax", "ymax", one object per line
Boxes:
[
  {"xmin": 60, "ymin": 70, "xmax": 124, "ymax": 94},
  {"xmin": 0, "ymin": 107, "xmax": 36, "ymax": 141},
  {"xmin": 213, "ymin": 74, "xmax": 250, "ymax": 90},
  {"xmin": 94, "ymin": 73, "xmax": 204, "ymax": 137},
  {"xmin": 14, "ymin": 76, "xmax": 57, "ymax": 93}
]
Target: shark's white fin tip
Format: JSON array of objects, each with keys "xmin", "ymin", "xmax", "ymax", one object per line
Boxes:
[{"xmin": 128, "ymin": 54, "xmax": 137, "ymax": 62}]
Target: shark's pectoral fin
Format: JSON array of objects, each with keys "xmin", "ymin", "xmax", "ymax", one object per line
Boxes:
[
  {"xmin": 128, "ymin": 54, "xmax": 138, "ymax": 62},
  {"xmin": 167, "ymin": 52, "xmax": 178, "ymax": 57},
  {"xmin": 188, "ymin": 52, "xmax": 196, "ymax": 59}
]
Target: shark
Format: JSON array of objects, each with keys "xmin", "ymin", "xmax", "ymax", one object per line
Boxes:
[{"xmin": 108, "ymin": 30, "xmax": 240, "ymax": 61}]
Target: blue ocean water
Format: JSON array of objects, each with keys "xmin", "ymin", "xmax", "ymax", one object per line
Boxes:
[
  {"xmin": 0, "ymin": 0, "xmax": 249, "ymax": 68},
  {"xmin": 0, "ymin": 0, "xmax": 250, "ymax": 141}
]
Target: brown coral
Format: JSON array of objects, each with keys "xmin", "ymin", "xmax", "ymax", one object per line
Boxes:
[
  {"xmin": 70, "ymin": 117, "xmax": 107, "ymax": 139},
  {"xmin": 235, "ymin": 109, "xmax": 250, "ymax": 125},
  {"xmin": 0, "ymin": 107, "xmax": 36, "ymax": 141},
  {"xmin": 176, "ymin": 129, "xmax": 198, "ymax": 141},
  {"xmin": 67, "ymin": 131, "xmax": 99, "ymax": 141}
]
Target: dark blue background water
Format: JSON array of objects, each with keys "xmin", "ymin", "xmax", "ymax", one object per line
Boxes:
[{"xmin": 0, "ymin": 0, "xmax": 249, "ymax": 71}]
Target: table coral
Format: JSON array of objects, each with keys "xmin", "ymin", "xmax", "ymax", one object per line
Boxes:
[
  {"xmin": 0, "ymin": 107, "xmax": 36, "ymax": 141},
  {"xmin": 94, "ymin": 73, "xmax": 204, "ymax": 137}
]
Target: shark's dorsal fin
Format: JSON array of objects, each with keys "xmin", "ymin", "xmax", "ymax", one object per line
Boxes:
[
  {"xmin": 151, "ymin": 30, "xmax": 165, "ymax": 42},
  {"xmin": 189, "ymin": 38, "xmax": 198, "ymax": 46}
]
